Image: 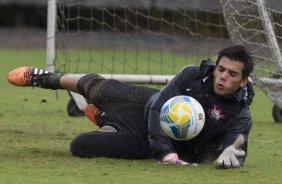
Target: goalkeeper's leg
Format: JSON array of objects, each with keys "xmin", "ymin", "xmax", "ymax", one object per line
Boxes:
[
  {"xmin": 7, "ymin": 67, "xmax": 158, "ymax": 150},
  {"xmin": 69, "ymin": 76, "xmax": 155, "ymax": 159},
  {"xmin": 7, "ymin": 66, "xmax": 87, "ymax": 94},
  {"xmin": 70, "ymin": 129, "xmax": 151, "ymax": 159}
]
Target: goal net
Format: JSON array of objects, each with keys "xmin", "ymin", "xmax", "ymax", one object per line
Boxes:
[
  {"xmin": 47, "ymin": 0, "xmax": 282, "ymax": 115},
  {"xmin": 221, "ymin": 0, "xmax": 282, "ymax": 110},
  {"xmin": 51, "ymin": 0, "xmax": 229, "ymax": 84}
]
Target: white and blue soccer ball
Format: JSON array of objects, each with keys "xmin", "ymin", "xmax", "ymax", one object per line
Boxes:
[{"xmin": 160, "ymin": 95, "xmax": 205, "ymax": 141}]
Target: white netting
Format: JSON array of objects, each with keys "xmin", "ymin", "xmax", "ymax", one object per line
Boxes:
[
  {"xmin": 220, "ymin": 0, "xmax": 282, "ymax": 109},
  {"xmin": 54, "ymin": 0, "xmax": 230, "ymax": 76}
]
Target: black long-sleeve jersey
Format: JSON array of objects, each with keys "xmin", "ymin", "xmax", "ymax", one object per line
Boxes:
[{"xmin": 146, "ymin": 60, "xmax": 254, "ymax": 160}]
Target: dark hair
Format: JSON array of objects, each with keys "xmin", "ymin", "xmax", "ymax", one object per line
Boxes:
[{"xmin": 216, "ymin": 45, "xmax": 254, "ymax": 79}]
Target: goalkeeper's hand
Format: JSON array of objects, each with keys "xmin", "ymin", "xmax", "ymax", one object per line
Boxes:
[
  {"xmin": 161, "ymin": 153, "xmax": 189, "ymax": 165},
  {"xmin": 215, "ymin": 134, "xmax": 246, "ymax": 169}
]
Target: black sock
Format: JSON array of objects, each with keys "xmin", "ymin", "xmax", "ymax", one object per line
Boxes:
[{"xmin": 41, "ymin": 73, "xmax": 63, "ymax": 90}]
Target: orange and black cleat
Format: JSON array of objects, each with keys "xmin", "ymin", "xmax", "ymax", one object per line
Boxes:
[
  {"xmin": 7, "ymin": 67, "xmax": 49, "ymax": 87},
  {"xmin": 7, "ymin": 66, "xmax": 62, "ymax": 89}
]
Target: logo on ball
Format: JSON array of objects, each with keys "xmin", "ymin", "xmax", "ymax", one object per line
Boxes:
[{"xmin": 160, "ymin": 95, "xmax": 205, "ymax": 141}]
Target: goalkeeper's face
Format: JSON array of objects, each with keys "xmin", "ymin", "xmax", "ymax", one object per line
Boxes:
[{"xmin": 213, "ymin": 57, "xmax": 248, "ymax": 96}]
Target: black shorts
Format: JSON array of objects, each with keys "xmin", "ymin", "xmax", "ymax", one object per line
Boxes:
[{"xmin": 70, "ymin": 74, "xmax": 158, "ymax": 159}]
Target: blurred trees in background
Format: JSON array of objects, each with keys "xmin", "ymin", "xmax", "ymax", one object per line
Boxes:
[
  {"xmin": 0, "ymin": 2, "xmax": 228, "ymax": 38},
  {"xmin": 0, "ymin": 4, "xmax": 47, "ymax": 28}
]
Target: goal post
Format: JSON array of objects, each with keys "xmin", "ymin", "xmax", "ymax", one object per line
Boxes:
[
  {"xmin": 256, "ymin": 0, "xmax": 282, "ymax": 71},
  {"xmin": 46, "ymin": 0, "xmax": 56, "ymax": 73}
]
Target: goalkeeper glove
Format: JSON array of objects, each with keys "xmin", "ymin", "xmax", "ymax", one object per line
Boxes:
[
  {"xmin": 162, "ymin": 153, "xmax": 189, "ymax": 165},
  {"xmin": 215, "ymin": 134, "xmax": 246, "ymax": 168}
]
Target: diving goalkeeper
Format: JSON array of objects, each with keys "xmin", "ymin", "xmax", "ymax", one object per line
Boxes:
[{"xmin": 7, "ymin": 45, "xmax": 254, "ymax": 168}]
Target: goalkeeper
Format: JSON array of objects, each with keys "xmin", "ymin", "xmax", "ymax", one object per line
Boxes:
[{"xmin": 7, "ymin": 45, "xmax": 254, "ymax": 168}]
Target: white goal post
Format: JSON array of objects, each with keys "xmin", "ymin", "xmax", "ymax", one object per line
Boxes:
[{"xmin": 46, "ymin": 0, "xmax": 56, "ymax": 73}]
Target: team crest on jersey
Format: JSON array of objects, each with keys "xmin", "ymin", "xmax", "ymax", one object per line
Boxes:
[{"xmin": 208, "ymin": 104, "xmax": 225, "ymax": 122}]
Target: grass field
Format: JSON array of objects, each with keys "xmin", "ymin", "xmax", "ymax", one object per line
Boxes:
[
  {"xmin": 0, "ymin": 49, "xmax": 282, "ymax": 184},
  {"xmin": 55, "ymin": 48, "xmax": 203, "ymax": 75}
]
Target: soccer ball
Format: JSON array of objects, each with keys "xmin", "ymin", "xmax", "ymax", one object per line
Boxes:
[{"xmin": 160, "ymin": 95, "xmax": 205, "ymax": 141}]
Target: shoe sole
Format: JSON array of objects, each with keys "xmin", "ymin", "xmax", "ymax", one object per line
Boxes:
[{"xmin": 7, "ymin": 67, "xmax": 33, "ymax": 87}]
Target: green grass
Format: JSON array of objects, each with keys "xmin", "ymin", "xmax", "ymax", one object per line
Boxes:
[
  {"xmin": 0, "ymin": 48, "xmax": 282, "ymax": 184},
  {"xmin": 56, "ymin": 48, "xmax": 203, "ymax": 74}
]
